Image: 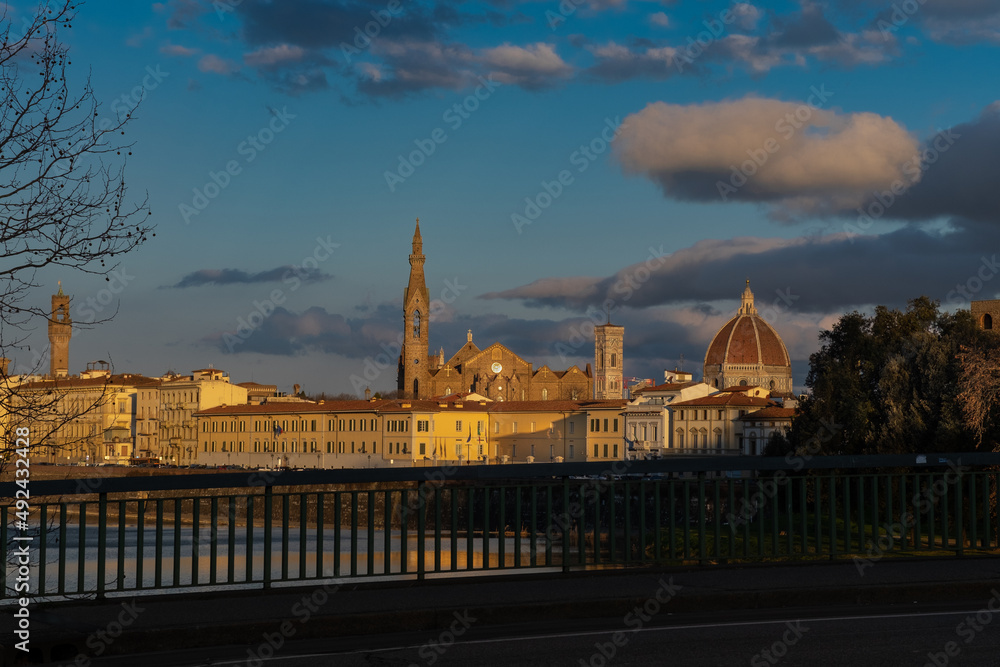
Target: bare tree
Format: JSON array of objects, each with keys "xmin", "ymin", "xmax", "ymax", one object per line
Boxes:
[{"xmin": 0, "ymin": 2, "xmax": 153, "ymax": 469}]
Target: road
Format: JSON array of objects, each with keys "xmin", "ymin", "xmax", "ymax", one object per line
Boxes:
[{"xmin": 73, "ymin": 599, "xmax": 1000, "ymax": 667}]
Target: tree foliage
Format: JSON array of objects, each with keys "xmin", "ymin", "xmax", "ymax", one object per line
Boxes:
[{"xmin": 791, "ymin": 297, "xmax": 991, "ymax": 455}]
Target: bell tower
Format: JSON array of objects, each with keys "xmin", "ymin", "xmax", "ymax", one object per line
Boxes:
[
  {"xmin": 48, "ymin": 281, "xmax": 71, "ymax": 378},
  {"xmin": 399, "ymin": 219, "xmax": 430, "ymax": 399},
  {"xmin": 594, "ymin": 317, "xmax": 624, "ymax": 399}
]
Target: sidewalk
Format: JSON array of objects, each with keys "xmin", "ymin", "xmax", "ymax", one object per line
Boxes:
[{"xmin": 5, "ymin": 556, "xmax": 1000, "ymax": 665}]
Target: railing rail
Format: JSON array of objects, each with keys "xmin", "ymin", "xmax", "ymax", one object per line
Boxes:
[{"xmin": 2, "ymin": 454, "xmax": 999, "ymax": 600}]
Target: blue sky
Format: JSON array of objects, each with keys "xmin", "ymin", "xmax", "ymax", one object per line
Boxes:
[{"xmin": 13, "ymin": 0, "xmax": 1000, "ymax": 395}]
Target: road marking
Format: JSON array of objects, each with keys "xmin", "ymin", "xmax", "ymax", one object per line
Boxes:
[{"xmin": 185, "ymin": 607, "xmax": 987, "ymax": 665}]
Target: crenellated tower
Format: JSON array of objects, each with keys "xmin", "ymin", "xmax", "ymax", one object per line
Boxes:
[
  {"xmin": 48, "ymin": 281, "xmax": 71, "ymax": 378},
  {"xmin": 399, "ymin": 219, "xmax": 430, "ymax": 399}
]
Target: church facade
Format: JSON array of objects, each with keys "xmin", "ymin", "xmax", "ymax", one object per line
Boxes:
[{"xmin": 397, "ymin": 221, "xmax": 606, "ymax": 401}]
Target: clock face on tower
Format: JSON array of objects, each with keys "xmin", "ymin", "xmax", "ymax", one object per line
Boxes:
[{"xmin": 491, "ymin": 362, "xmax": 503, "ymax": 373}]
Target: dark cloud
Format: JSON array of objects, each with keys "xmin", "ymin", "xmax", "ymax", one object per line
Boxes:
[
  {"xmin": 769, "ymin": 2, "xmax": 841, "ymax": 47},
  {"xmin": 481, "ymin": 222, "xmax": 1000, "ymax": 315},
  {"xmin": 169, "ymin": 266, "xmax": 331, "ymax": 288},
  {"xmin": 858, "ymin": 104, "xmax": 1000, "ymax": 224},
  {"xmin": 235, "ymin": 0, "xmax": 438, "ymax": 49}
]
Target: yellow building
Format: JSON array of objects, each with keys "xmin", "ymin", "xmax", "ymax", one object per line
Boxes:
[
  {"xmin": 158, "ymin": 368, "xmax": 248, "ymax": 465},
  {"xmin": 17, "ymin": 364, "xmax": 159, "ymax": 464},
  {"xmin": 194, "ymin": 397, "xmax": 628, "ymax": 469}
]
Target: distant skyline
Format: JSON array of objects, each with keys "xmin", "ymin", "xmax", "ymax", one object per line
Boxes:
[{"xmin": 11, "ymin": 0, "xmax": 1000, "ymax": 395}]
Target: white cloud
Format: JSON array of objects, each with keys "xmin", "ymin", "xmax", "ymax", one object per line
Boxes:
[{"xmin": 613, "ymin": 96, "xmax": 921, "ymax": 214}]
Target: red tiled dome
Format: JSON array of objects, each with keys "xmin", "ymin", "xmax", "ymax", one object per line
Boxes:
[
  {"xmin": 705, "ymin": 313, "xmax": 790, "ymax": 367},
  {"xmin": 705, "ymin": 281, "xmax": 790, "ymax": 368}
]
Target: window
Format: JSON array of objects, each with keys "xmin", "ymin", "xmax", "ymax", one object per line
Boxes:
[
  {"xmin": 512, "ymin": 422, "xmax": 518, "ymax": 434},
  {"xmin": 494, "ymin": 422, "xmax": 500, "ymax": 434},
  {"xmin": 679, "ymin": 410, "xmax": 685, "ymax": 420},
  {"xmin": 417, "ymin": 420, "xmax": 429, "ymax": 432},
  {"xmin": 703, "ymin": 410, "xmax": 708, "ymax": 420},
  {"xmin": 718, "ymin": 410, "xmax": 723, "ymax": 420},
  {"xmin": 542, "ymin": 388, "xmax": 548, "ymax": 400},
  {"xmin": 603, "ymin": 443, "xmax": 608, "ymax": 457},
  {"xmin": 603, "ymin": 419, "xmax": 608, "ymax": 432},
  {"xmin": 456, "ymin": 420, "xmax": 462, "ymax": 431},
  {"xmin": 678, "ymin": 433, "xmax": 685, "ymax": 448},
  {"xmin": 569, "ymin": 444, "xmax": 574, "ymax": 459},
  {"xmin": 530, "ymin": 421, "xmax": 535, "ymax": 432},
  {"xmin": 716, "ymin": 434, "xmax": 723, "ymax": 448},
  {"xmin": 613, "ymin": 444, "xmax": 618, "ymax": 457},
  {"xmin": 593, "ymin": 444, "xmax": 598, "ymax": 457},
  {"xmin": 419, "ymin": 442, "xmax": 426, "ymax": 455},
  {"xmin": 613, "ymin": 418, "xmax": 618, "ymax": 432},
  {"xmin": 413, "ymin": 310, "xmax": 421, "ymax": 337},
  {"xmin": 360, "ymin": 419, "xmax": 365, "ymax": 432},
  {"xmin": 569, "ymin": 422, "xmax": 575, "ymax": 434}
]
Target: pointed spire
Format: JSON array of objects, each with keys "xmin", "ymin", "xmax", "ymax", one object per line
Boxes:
[
  {"xmin": 57, "ymin": 280, "xmax": 64, "ymax": 296},
  {"xmin": 412, "ymin": 218, "xmax": 422, "ymax": 255}
]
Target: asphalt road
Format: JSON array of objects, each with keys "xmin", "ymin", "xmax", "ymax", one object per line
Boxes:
[{"xmin": 69, "ymin": 598, "xmax": 1000, "ymax": 667}]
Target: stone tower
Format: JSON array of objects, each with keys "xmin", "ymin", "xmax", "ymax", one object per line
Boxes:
[
  {"xmin": 48, "ymin": 282, "xmax": 71, "ymax": 378},
  {"xmin": 399, "ymin": 219, "xmax": 429, "ymax": 399},
  {"xmin": 594, "ymin": 320, "xmax": 624, "ymax": 399}
]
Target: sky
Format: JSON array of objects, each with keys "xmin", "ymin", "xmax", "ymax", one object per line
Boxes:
[{"xmin": 9, "ymin": 0, "xmax": 1000, "ymax": 396}]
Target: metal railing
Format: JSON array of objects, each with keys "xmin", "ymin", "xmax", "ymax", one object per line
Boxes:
[{"xmin": 2, "ymin": 454, "xmax": 999, "ymax": 600}]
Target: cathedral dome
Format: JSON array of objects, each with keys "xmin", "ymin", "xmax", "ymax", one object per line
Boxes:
[{"xmin": 703, "ymin": 281, "xmax": 792, "ymax": 392}]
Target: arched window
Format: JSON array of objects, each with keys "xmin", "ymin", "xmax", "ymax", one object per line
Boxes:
[
  {"xmin": 985, "ymin": 314, "xmax": 993, "ymax": 330},
  {"xmin": 713, "ymin": 378, "xmax": 719, "ymax": 388},
  {"xmin": 413, "ymin": 310, "xmax": 421, "ymax": 337},
  {"xmin": 445, "ymin": 386, "xmax": 452, "ymax": 396},
  {"xmin": 542, "ymin": 388, "xmax": 548, "ymax": 400},
  {"xmin": 739, "ymin": 379, "xmax": 748, "ymax": 387}
]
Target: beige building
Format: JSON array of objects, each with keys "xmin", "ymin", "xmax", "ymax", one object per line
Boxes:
[
  {"xmin": 158, "ymin": 368, "xmax": 248, "ymax": 465},
  {"xmin": 670, "ymin": 386, "xmax": 774, "ymax": 455},
  {"xmin": 625, "ymin": 379, "xmax": 715, "ymax": 458},
  {"xmin": 703, "ymin": 281, "xmax": 793, "ymax": 394}
]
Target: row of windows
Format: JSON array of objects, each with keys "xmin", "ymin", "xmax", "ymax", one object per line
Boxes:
[
  {"xmin": 589, "ymin": 418, "xmax": 619, "ymax": 433},
  {"xmin": 591, "ymin": 443, "xmax": 620, "ymax": 458},
  {"xmin": 200, "ymin": 418, "xmax": 410, "ymax": 434},
  {"xmin": 678, "ymin": 410, "xmax": 726, "ymax": 421},
  {"xmin": 674, "ymin": 434, "xmax": 724, "ymax": 448}
]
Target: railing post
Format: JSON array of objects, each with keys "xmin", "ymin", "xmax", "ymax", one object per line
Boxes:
[
  {"xmin": 97, "ymin": 492, "xmax": 107, "ymax": 598},
  {"xmin": 417, "ymin": 481, "xmax": 426, "ymax": 581},
  {"xmin": 562, "ymin": 477, "xmax": 570, "ymax": 573},
  {"xmin": 263, "ymin": 485, "xmax": 273, "ymax": 590}
]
